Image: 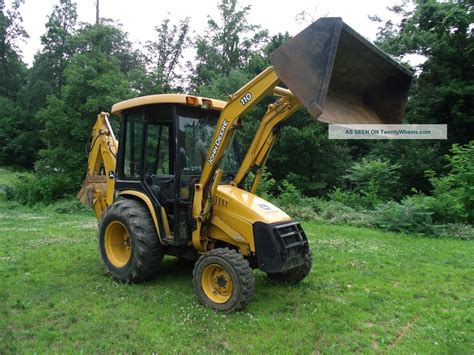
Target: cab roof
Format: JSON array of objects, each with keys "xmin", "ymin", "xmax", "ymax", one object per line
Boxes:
[{"xmin": 111, "ymin": 94, "xmax": 227, "ymax": 115}]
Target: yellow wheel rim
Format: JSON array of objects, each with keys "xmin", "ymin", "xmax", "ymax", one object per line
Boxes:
[
  {"xmin": 201, "ymin": 264, "xmax": 234, "ymax": 304},
  {"xmin": 104, "ymin": 221, "xmax": 131, "ymax": 268}
]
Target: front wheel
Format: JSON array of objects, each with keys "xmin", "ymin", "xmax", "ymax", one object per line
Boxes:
[
  {"xmin": 267, "ymin": 248, "xmax": 313, "ymax": 283},
  {"xmin": 193, "ymin": 248, "xmax": 254, "ymax": 312}
]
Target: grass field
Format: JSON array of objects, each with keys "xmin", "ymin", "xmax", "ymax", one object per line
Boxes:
[
  {"xmin": 0, "ymin": 167, "xmax": 27, "ymax": 189},
  {"xmin": 0, "ymin": 169, "xmax": 473, "ymax": 352}
]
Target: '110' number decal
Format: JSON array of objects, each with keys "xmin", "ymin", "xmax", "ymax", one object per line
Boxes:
[{"xmin": 240, "ymin": 92, "xmax": 252, "ymax": 106}]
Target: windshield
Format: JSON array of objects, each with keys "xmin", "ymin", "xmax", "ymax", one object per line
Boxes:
[{"xmin": 178, "ymin": 107, "xmax": 240, "ymax": 176}]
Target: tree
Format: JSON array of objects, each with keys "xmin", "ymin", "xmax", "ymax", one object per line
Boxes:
[
  {"xmin": 145, "ymin": 16, "xmax": 190, "ymax": 93},
  {"xmin": 0, "ymin": 96, "xmax": 39, "ymax": 167},
  {"xmin": 373, "ymin": 0, "xmax": 473, "ymax": 145},
  {"xmin": 191, "ymin": 0, "xmax": 268, "ymax": 89},
  {"xmin": 363, "ymin": 0, "xmax": 473, "ymax": 195},
  {"xmin": 36, "ymin": 22, "xmax": 135, "ymax": 192},
  {"xmin": 0, "ymin": 0, "xmax": 33, "ymax": 167},
  {"xmin": 269, "ymin": 113, "xmax": 352, "ymax": 196},
  {"xmin": 0, "ymin": 0, "xmax": 27, "ymax": 99},
  {"xmin": 23, "ymin": 0, "xmax": 78, "ymax": 115},
  {"xmin": 40, "ymin": 0, "xmax": 78, "ymax": 89}
]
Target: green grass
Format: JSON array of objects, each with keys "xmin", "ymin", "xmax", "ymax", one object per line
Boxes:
[
  {"xmin": 0, "ymin": 168, "xmax": 472, "ymax": 352},
  {"xmin": 0, "ymin": 167, "xmax": 27, "ymax": 188},
  {"xmin": 0, "ymin": 201, "xmax": 472, "ymax": 353}
]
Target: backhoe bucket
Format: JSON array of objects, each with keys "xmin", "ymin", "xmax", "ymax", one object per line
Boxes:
[{"xmin": 270, "ymin": 17, "xmax": 412, "ymax": 124}]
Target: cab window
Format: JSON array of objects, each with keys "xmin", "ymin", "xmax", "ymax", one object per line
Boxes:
[{"xmin": 124, "ymin": 112, "xmax": 144, "ymax": 177}]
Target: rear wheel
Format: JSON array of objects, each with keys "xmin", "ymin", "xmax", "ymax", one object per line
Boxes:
[
  {"xmin": 193, "ymin": 248, "xmax": 254, "ymax": 312},
  {"xmin": 267, "ymin": 248, "xmax": 313, "ymax": 283},
  {"xmin": 99, "ymin": 199, "xmax": 164, "ymax": 283}
]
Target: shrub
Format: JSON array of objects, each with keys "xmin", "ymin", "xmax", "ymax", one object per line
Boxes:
[
  {"xmin": 245, "ymin": 169, "xmax": 277, "ymax": 200},
  {"xmin": 428, "ymin": 141, "xmax": 474, "ymax": 223},
  {"xmin": 312, "ymin": 199, "xmax": 374, "ymax": 227},
  {"xmin": 327, "ymin": 187, "xmax": 381, "ymax": 210},
  {"xmin": 8, "ymin": 173, "xmax": 75, "ymax": 206},
  {"xmin": 372, "ymin": 198, "xmax": 437, "ymax": 236},
  {"xmin": 283, "ymin": 203, "xmax": 319, "ymax": 221},
  {"xmin": 410, "ymin": 190, "xmax": 466, "ymax": 224},
  {"xmin": 345, "ymin": 158, "xmax": 401, "ymax": 202},
  {"xmin": 438, "ymin": 224, "xmax": 473, "ymax": 240},
  {"xmin": 274, "ymin": 180, "xmax": 303, "ymax": 207},
  {"xmin": 49, "ymin": 198, "xmax": 90, "ymax": 214}
]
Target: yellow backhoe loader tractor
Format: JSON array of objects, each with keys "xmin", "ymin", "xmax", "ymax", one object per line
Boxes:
[{"xmin": 78, "ymin": 18, "xmax": 412, "ymax": 312}]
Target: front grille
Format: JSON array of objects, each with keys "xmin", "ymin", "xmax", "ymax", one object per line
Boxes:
[
  {"xmin": 273, "ymin": 222, "xmax": 308, "ymax": 260},
  {"xmin": 253, "ymin": 220, "xmax": 309, "ymax": 273}
]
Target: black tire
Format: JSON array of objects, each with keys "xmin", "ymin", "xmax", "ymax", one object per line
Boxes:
[
  {"xmin": 267, "ymin": 248, "xmax": 313, "ymax": 283},
  {"xmin": 98, "ymin": 199, "xmax": 164, "ymax": 283},
  {"xmin": 193, "ymin": 248, "xmax": 254, "ymax": 312}
]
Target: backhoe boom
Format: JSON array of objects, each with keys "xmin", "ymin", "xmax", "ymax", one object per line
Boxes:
[{"xmin": 77, "ymin": 112, "xmax": 118, "ymax": 219}]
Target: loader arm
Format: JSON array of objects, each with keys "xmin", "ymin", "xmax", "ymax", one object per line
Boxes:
[
  {"xmin": 77, "ymin": 112, "xmax": 118, "ymax": 219},
  {"xmin": 192, "ymin": 67, "xmax": 281, "ymax": 251},
  {"xmin": 231, "ymin": 87, "xmax": 301, "ymax": 192}
]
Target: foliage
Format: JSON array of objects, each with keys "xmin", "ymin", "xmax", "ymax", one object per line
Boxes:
[
  {"xmin": 374, "ymin": 0, "xmax": 474, "ymax": 145},
  {"xmin": 192, "ymin": 0, "xmax": 268, "ymax": 89},
  {"xmin": 7, "ymin": 172, "xmax": 74, "ymax": 205},
  {"xmin": 309, "ymin": 198, "xmax": 374, "ymax": 228},
  {"xmin": 428, "ymin": 141, "xmax": 474, "ymax": 223},
  {"xmin": 34, "ymin": 0, "xmax": 78, "ymax": 93},
  {"xmin": 372, "ymin": 198, "xmax": 437, "ymax": 236},
  {"xmin": 0, "ymin": 0, "xmax": 30, "ymax": 168},
  {"xmin": 197, "ymin": 68, "xmax": 251, "ymax": 99},
  {"xmin": 0, "ymin": 0, "xmax": 28, "ymax": 99},
  {"xmin": 366, "ymin": 140, "xmax": 445, "ymax": 195},
  {"xmin": 243, "ymin": 169, "xmax": 276, "ymax": 200},
  {"xmin": 269, "ymin": 116, "xmax": 352, "ymax": 196},
  {"xmin": 0, "ymin": 97, "xmax": 41, "ymax": 168},
  {"xmin": 50, "ymin": 197, "xmax": 90, "ymax": 213},
  {"xmin": 273, "ymin": 179, "xmax": 303, "ymax": 207},
  {"xmin": 345, "ymin": 158, "xmax": 401, "ymax": 201},
  {"xmin": 36, "ymin": 22, "xmax": 135, "ymax": 193},
  {"xmin": 327, "ymin": 188, "xmax": 376, "ymax": 211},
  {"xmin": 438, "ymin": 223, "xmax": 473, "ymax": 241},
  {"xmin": 145, "ymin": 16, "xmax": 190, "ymax": 92}
]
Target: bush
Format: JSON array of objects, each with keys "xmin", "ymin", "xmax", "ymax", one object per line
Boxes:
[
  {"xmin": 344, "ymin": 158, "xmax": 401, "ymax": 203},
  {"xmin": 409, "ymin": 190, "xmax": 466, "ymax": 224},
  {"xmin": 244, "ymin": 169, "xmax": 277, "ymax": 200},
  {"xmin": 49, "ymin": 198, "xmax": 90, "ymax": 214},
  {"xmin": 428, "ymin": 141, "xmax": 474, "ymax": 223},
  {"xmin": 8, "ymin": 173, "xmax": 75, "ymax": 206},
  {"xmin": 438, "ymin": 224, "xmax": 474, "ymax": 240},
  {"xmin": 372, "ymin": 198, "xmax": 437, "ymax": 236},
  {"xmin": 311, "ymin": 199, "xmax": 374, "ymax": 227},
  {"xmin": 328, "ymin": 187, "xmax": 381, "ymax": 210},
  {"xmin": 274, "ymin": 180, "xmax": 303, "ymax": 207},
  {"xmin": 282, "ymin": 203, "xmax": 319, "ymax": 221}
]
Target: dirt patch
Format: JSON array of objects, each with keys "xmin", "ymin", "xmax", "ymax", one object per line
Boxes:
[{"xmin": 389, "ymin": 315, "xmax": 420, "ymax": 348}]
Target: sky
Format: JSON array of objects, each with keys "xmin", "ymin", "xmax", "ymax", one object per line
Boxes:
[{"xmin": 16, "ymin": 0, "xmax": 404, "ymax": 66}]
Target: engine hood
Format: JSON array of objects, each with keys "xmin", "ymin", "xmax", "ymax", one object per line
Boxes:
[{"xmin": 214, "ymin": 185, "xmax": 291, "ymax": 225}]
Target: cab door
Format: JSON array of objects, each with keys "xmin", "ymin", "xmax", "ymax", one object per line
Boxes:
[{"xmin": 116, "ymin": 105, "xmax": 179, "ymax": 241}]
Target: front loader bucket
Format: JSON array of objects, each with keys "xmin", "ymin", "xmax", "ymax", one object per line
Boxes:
[{"xmin": 270, "ymin": 17, "xmax": 412, "ymax": 124}]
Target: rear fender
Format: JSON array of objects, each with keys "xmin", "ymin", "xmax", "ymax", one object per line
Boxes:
[{"xmin": 118, "ymin": 190, "xmax": 164, "ymax": 242}]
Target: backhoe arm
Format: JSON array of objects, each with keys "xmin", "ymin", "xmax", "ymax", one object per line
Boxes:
[{"xmin": 77, "ymin": 112, "xmax": 118, "ymax": 219}]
